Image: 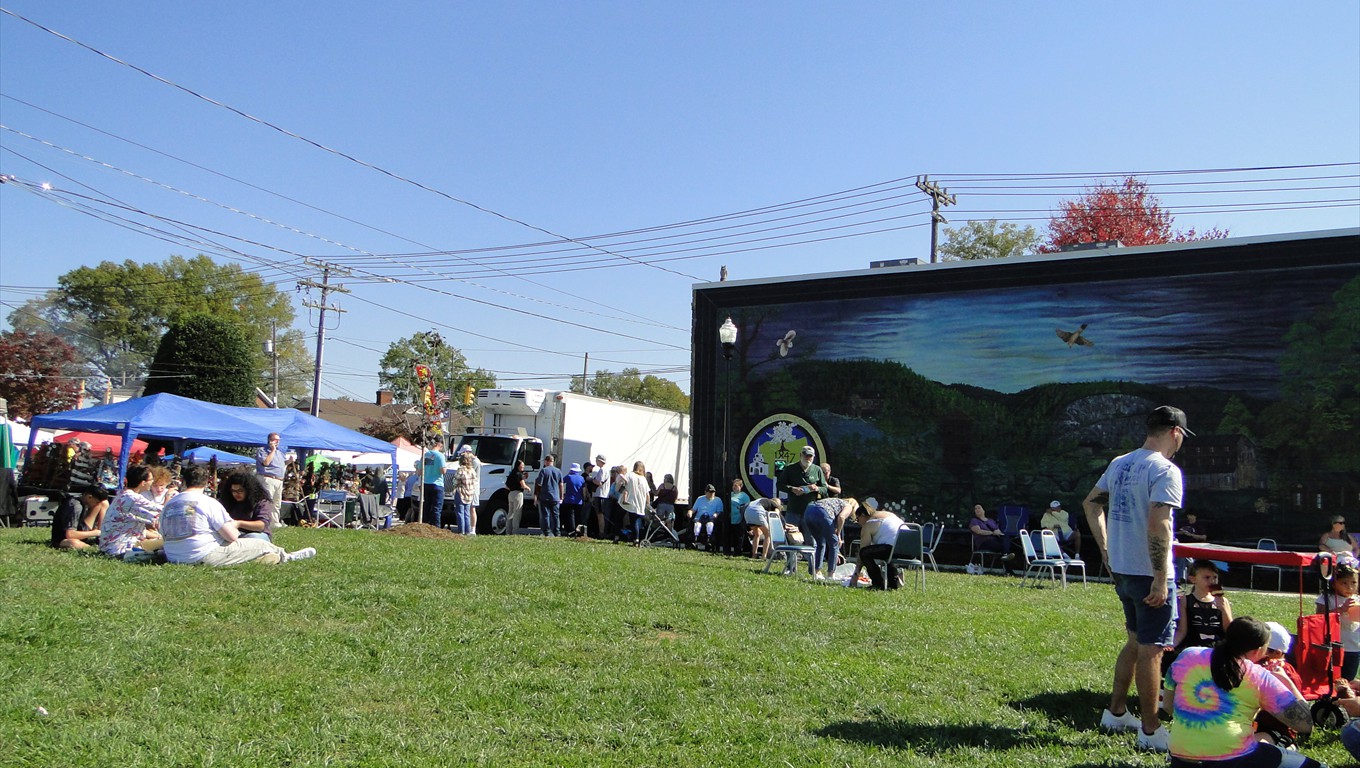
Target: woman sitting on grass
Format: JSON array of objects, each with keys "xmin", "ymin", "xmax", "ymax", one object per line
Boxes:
[
  {"xmin": 53, "ymin": 485, "xmax": 109, "ymax": 550},
  {"xmin": 1163, "ymin": 616, "xmax": 1320, "ymax": 768},
  {"xmin": 217, "ymin": 471, "xmax": 274, "ymax": 541},
  {"xmin": 99, "ymin": 465, "xmax": 164, "ymax": 558}
]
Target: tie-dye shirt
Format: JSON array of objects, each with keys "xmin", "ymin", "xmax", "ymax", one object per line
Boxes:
[
  {"xmin": 1164, "ymin": 646, "xmax": 1300, "ymax": 760},
  {"xmin": 98, "ymin": 490, "xmax": 162, "ymax": 557}
]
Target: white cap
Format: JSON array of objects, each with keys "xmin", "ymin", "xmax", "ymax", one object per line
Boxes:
[
  {"xmin": 863, "ymin": 497, "xmax": 879, "ymax": 510},
  {"xmin": 1050, "ymin": 500, "xmax": 1062, "ymax": 508},
  {"xmin": 1265, "ymin": 621, "xmax": 1292, "ymax": 653}
]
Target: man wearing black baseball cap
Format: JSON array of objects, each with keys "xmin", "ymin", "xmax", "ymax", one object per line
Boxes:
[{"xmin": 1083, "ymin": 405, "xmax": 1193, "ymax": 752}]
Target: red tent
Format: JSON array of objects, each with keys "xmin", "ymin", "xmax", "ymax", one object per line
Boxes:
[{"xmin": 53, "ymin": 431, "xmax": 150, "ymax": 454}]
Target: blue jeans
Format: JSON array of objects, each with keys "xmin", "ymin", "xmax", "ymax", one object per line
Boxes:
[
  {"xmin": 803, "ymin": 504, "xmax": 839, "ymax": 576},
  {"xmin": 1114, "ymin": 572, "xmax": 1177, "ymax": 646},
  {"xmin": 452, "ymin": 498, "xmax": 471, "ymax": 535},
  {"xmin": 422, "ymin": 484, "xmax": 444, "ymax": 528},
  {"xmin": 539, "ymin": 498, "xmax": 560, "ymax": 535},
  {"xmin": 240, "ymin": 532, "xmax": 272, "ymax": 542}
]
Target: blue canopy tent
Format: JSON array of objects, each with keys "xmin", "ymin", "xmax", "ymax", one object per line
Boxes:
[
  {"xmin": 26, "ymin": 393, "xmax": 398, "ymax": 489},
  {"xmin": 178, "ymin": 446, "xmax": 256, "ymax": 466}
]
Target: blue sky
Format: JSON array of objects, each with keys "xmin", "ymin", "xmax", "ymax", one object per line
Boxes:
[{"xmin": 2, "ymin": 2, "xmax": 1357, "ymax": 402}]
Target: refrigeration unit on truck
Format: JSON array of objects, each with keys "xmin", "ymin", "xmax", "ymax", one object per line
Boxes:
[{"xmin": 452, "ymin": 388, "xmax": 691, "ymax": 534}]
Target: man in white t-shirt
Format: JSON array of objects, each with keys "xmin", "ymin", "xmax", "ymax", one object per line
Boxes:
[
  {"xmin": 161, "ymin": 464, "xmax": 316, "ymax": 567},
  {"xmin": 1084, "ymin": 405, "xmax": 1192, "ymax": 753}
]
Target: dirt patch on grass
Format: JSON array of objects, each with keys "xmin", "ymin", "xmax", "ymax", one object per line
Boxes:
[{"xmin": 380, "ymin": 523, "xmax": 463, "ymax": 541}]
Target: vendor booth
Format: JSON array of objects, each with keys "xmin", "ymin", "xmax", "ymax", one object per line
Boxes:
[{"xmin": 24, "ymin": 393, "xmax": 398, "ymax": 490}]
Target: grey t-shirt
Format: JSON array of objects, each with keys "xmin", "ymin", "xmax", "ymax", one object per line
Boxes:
[{"xmin": 1096, "ymin": 448, "xmax": 1183, "ymax": 577}]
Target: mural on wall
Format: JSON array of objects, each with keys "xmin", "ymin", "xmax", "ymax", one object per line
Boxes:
[{"xmin": 726, "ymin": 266, "xmax": 1360, "ymax": 537}]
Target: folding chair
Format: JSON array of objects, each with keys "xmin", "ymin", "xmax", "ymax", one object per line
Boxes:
[
  {"xmin": 1019, "ymin": 529, "xmax": 1067, "ymax": 588},
  {"xmin": 762, "ymin": 511, "xmax": 815, "ymax": 576},
  {"xmin": 885, "ymin": 523, "xmax": 926, "ymax": 591},
  {"xmin": 920, "ymin": 521, "xmax": 943, "ymax": 572},
  {"xmin": 314, "ymin": 489, "xmax": 347, "ymax": 529},
  {"xmin": 1251, "ymin": 538, "xmax": 1284, "ymax": 591},
  {"xmin": 1040, "ymin": 529, "xmax": 1086, "ymax": 586}
]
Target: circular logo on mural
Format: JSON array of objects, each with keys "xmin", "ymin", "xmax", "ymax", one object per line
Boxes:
[{"xmin": 740, "ymin": 412, "xmax": 826, "ymax": 500}]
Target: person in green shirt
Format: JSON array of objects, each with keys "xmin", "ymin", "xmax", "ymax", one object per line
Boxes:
[{"xmin": 777, "ymin": 444, "xmax": 827, "ymax": 529}]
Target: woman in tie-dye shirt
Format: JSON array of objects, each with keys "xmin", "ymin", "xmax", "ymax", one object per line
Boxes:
[
  {"xmin": 99, "ymin": 465, "xmax": 163, "ymax": 558},
  {"xmin": 1162, "ymin": 617, "xmax": 1321, "ymax": 768}
]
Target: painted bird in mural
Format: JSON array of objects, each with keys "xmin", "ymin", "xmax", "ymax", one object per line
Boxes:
[
  {"xmin": 1056, "ymin": 324, "xmax": 1095, "ymax": 348},
  {"xmin": 776, "ymin": 330, "xmax": 797, "ymax": 357}
]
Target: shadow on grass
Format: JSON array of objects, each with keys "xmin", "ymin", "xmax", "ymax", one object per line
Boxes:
[
  {"xmin": 815, "ymin": 716, "xmax": 1060, "ymax": 754},
  {"xmin": 1009, "ymin": 689, "xmax": 1112, "ymax": 729}
]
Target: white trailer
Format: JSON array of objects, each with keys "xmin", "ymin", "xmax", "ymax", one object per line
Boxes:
[{"xmin": 453, "ymin": 389, "xmax": 690, "ymax": 534}]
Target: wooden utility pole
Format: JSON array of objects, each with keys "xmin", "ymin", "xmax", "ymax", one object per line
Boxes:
[
  {"xmin": 915, "ymin": 175, "xmax": 956, "ymax": 263},
  {"xmin": 298, "ymin": 260, "xmax": 351, "ymax": 417}
]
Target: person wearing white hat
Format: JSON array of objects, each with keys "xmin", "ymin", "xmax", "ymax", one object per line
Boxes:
[
  {"xmin": 1041, "ymin": 500, "xmax": 1081, "ymax": 556},
  {"xmin": 454, "ymin": 445, "xmax": 482, "ymax": 534},
  {"xmin": 589, "ymin": 454, "xmax": 610, "ymax": 538},
  {"xmin": 776, "ymin": 444, "xmax": 826, "ymax": 531}
]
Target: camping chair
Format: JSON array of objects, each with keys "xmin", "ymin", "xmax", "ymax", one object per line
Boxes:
[
  {"xmin": 314, "ymin": 489, "xmax": 347, "ymax": 529},
  {"xmin": 920, "ymin": 521, "xmax": 944, "ymax": 572},
  {"xmin": 882, "ymin": 522, "xmax": 926, "ymax": 591},
  {"xmin": 1019, "ymin": 529, "xmax": 1068, "ymax": 588},
  {"xmin": 762, "ymin": 511, "xmax": 815, "ymax": 576},
  {"xmin": 1040, "ymin": 528, "xmax": 1087, "ymax": 586},
  {"xmin": 970, "ymin": 533, "xmax": 1003, "ymax": 574},
  {"xmin": 1251, "ymin": 538, "xmax": 1284, "ymax": 591}
]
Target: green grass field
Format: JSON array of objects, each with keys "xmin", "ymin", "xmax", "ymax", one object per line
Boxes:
[{"xmin": 1, "ymin": 526, "xmax": 1351, "ymax": 767}]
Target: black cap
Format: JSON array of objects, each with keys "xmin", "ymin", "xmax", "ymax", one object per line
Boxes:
[
  {"xmin": 1147, "ymin": 406, "xmax": 1195, "ymax": 437},
  {"xmin": 704, "ymin": 484, "xmax": 716, "ymax": 492}
]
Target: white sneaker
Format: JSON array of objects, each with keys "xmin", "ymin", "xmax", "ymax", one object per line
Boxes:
[
  {"xmin": 1136, "ymin": 726, "xmax": 1169, "ymax": 752},
  {"xmin": 1099, "ymin": 708, "xmax": 1141, "ymax": 732},
  {"xmin": 284, "ymin": 547, "xmax": 316, "ymax": 563}
]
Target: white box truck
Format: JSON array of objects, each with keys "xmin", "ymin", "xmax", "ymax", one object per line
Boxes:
[{"xmin": 452, "ymin": 388, "xmax": 690, "ymax": 534}]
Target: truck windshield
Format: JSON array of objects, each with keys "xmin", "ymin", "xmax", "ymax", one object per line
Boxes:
[{"xmin": 455, "ymin": 436, "xmax": 518, "ymax": 466}]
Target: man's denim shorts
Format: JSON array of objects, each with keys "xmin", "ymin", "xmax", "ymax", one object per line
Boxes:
[{"xmin": 1113, "ymin": 572, "xmax": 1177, "ymax": 646}]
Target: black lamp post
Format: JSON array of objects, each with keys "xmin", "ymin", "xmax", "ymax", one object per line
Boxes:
[{"xmin": 719, "ymin": 317, "xmax": 738, "ymax": 551}]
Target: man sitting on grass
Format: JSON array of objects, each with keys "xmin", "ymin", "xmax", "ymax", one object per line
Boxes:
[{"xmin": 160, "ymin": 464, "xmax": 316, "ymax": 567}]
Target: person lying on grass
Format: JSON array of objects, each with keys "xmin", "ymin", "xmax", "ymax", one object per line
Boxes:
[{"xmin": 160, "ymin": 464, "xmax": 315, "ymax": 567}]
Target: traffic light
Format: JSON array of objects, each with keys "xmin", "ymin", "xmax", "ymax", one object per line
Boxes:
[{"xmin": 463, "ymin": 384, "xmax": 475, "ymax": 405}]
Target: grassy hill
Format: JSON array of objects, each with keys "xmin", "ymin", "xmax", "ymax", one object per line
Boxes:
[{"xmin": 2, "ymin": 527, "xmax": 1350, "ymax": 767}]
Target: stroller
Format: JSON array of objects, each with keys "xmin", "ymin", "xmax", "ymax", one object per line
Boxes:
[{"xmin": 1292, "ymin": 552, "xmax": 1350, "ymax": 728}]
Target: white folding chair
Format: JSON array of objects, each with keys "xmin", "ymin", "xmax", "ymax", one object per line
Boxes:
[
  {"xmin": 1019, "ymin": 529, "xmax": 1067, "ymax": 588},
  {"xmin": 762, "ymin": 511, "xmax": 815, "ymax": 576},
  {"xmin": 1040, "ymin": 529, "xmax": 1086, "ymax": 586}
]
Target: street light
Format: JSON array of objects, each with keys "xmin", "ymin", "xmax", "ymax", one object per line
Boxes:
[{"xmin": 719, "ymin": 317, "xmax": 737, "ymax": 553}]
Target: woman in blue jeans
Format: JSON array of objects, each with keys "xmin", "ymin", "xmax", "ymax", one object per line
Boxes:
[{"xmin": 803, "ymin": 497, "xmax": 859, "ymax": 580}]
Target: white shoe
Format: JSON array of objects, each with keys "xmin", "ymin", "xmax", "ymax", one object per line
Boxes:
[
  {"xmin": 1135, "ymin": 726, "xmax": 1169, "ymax": 752},
  {"xmin": 283, "ymin": 547, "xmax": 316, "ymax": 563},
  {"xmin": 814, "ymin": 573, "xmax": 827, "ymax": 581},
  {"xmin": 1099, "ymin": 708, "xmax": 1141, "ymax": 732}
]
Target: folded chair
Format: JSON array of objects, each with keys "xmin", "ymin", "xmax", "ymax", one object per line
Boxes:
[
  {"xmin": 1019, "ymin": 529, "xmax": 1068, "ymax": 588},
  {"xmin": 762, "ymin": 510, "xmax": 815, "ymax": 576},
  {"xmin": 1040, "ymin": 529, "xmax": 1086, "ymax": 586}
]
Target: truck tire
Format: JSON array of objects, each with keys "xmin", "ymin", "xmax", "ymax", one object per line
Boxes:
[{"xmin": 480, "ymin": 490, "xmax": 509, "ymax": 535}]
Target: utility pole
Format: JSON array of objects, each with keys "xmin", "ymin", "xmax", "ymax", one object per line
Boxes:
[
  {"xmin": 270, "ymin": 322, "xmax": 279, "ymax": 406},
  {"xmin": 581, "ymin": 353, "xmax": 589, "ymax": 395},
  {"xmin": 915, "ymin": 175, "xmax": 956, "ymax": 264},
  {"xmin": 298, "ymin": 259, "xmax": 351, "ymax": 417}
]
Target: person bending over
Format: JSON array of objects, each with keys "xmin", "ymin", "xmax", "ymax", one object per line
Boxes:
[
  {"xmin": 161, "ymin": 464, "xmax": 314, "ymax": 566},
  {"xmin": 848, "ymin": 500, "xmax": 906, "ymax": 589},
  {"xmin": 54, "ymin": 485, "xmax": 109, "ymax": 550}
]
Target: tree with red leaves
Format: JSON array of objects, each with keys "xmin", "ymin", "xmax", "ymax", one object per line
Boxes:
[
  {"xmin": 1041, "ymin": 176, "xmax": 1228, "ymax": 252},
  {"xmin": 0, "ymin": 330, "xmax": 82, "ymax": 419}
]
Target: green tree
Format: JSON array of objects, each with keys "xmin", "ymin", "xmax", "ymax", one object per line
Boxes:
[
  {"xmin": 1216, "ymin": 396, "xmax": 1256, "ymax": 441},
  {"xmin": 143, "ymin": 314, "xmax": 259, "ymax": 406},
  {"xmin": 570, "ymin": 368, "xmax": 690, "ymax": 412},
  {"xmin": 0, "ymin": 330, "xmax": 82, "ymax": 418},
  {"xmin": 5, "ymin": 255, "xmax": 304, "ymax": 392},
  {"xmin": 938, "ymin": 220, "xmax": 1040, "ymax": 261},
  {"xmin": 1259, "ymin": 275, "xmax": 1360, "ymax": 473},
  {"xmin": 377, "ymin": 331, "xmax": 497, "ymax": 416}
]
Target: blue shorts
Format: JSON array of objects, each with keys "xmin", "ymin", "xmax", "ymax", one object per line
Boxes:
[{"xmin": 1114, "ymin": 572, "xmax": 1177, "ymax": 646}]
